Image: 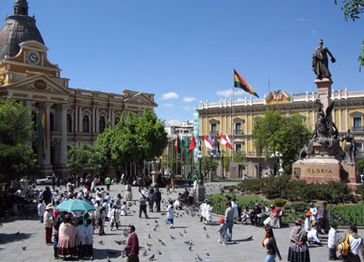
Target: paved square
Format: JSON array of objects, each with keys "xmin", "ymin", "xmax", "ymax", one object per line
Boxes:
[{"xmin": 0, "ymin": 184, "xmax": 358, "ymax": 261}]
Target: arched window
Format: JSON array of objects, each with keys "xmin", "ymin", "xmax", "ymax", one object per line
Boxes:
[
  {"xmin": 83, "ymin": 115, "xmax": 90, "ymax": 133},
  {"xmin": 67, "ymin": 114, "xmax": 72, "ymax": 133},
  {"xmin": 115, "ymin": 117, "xmax": 120, "ymax": 125},
  {"xmin": 50, "ymin": 112, "xmax": 55, "ymax": 132},
  {"xmin": 99, "ymin": 116, "xmax": 106, "ymax": 133}
]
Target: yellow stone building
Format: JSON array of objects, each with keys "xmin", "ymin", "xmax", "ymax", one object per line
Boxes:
[
  {"xmin": 0, "ymin": 1, "xmax": 156, "ymax": 176},
  {"xmin": 198, "ymin": 89, "xmax": 364, "ymax": 178}
]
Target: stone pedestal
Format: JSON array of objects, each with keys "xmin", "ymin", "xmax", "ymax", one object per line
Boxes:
[
  {"xmin": 292, "ymin": 158, "xmax": 341, "ymax": 183},
  {"xmin": 342, "ymin": 162, "xmax": 359, "ymax": 183},
  {"xmin": 315, "ymin": 78, "xmax": 332, "ymax": 111},
  {"xmin": 196, "ymin": 183, "xmax": 206, "ymax": 203}
]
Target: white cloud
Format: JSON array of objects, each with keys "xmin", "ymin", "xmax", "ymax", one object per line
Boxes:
[
  {"xmin": 216, "ymin": 89, "xmax": 247, "ymax": 98},
  {"xmin": 183, "ymin": 106, "xmax": 193, "ymax": 111},
  {"xmin": 183, "ymin": 96, "xmax": 196, "ymax": 103},
  {"xmin": 167, "ymin": 119, "xmax": 181, "ymax": 125},
  {"xmin": 162, "ymin": 92, "xmax": 179, "ymax": 100},
  {"xmin": 162, "ymin": 103, "xmax": 175, "ymax": 107}
]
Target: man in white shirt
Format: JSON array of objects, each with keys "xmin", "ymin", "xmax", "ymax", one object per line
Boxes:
[
  {"xmin": 328, "ymin": 223, "xmax": 338, "ymax": 260},
  {"xmin": 344, "ymin": 225, "xmax": 364, "ymax": 262},
  {"xmin": 307, "ymin": 221, "xmax": 321, "ymax": 246}
]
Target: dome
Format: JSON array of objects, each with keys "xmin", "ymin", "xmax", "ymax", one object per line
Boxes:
[{"xmin": 0, "ymin": 0, "xmax": 44, "ymax": 60}]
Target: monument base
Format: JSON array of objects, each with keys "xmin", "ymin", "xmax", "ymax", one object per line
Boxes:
[{"xmin": 196, "ymin": 183, "xmax": 206, "ymax": 204}]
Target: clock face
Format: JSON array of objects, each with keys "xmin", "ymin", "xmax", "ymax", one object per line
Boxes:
[{"xmin": 27, "ymin": 51, "xmax": 40, "ymax": 65}]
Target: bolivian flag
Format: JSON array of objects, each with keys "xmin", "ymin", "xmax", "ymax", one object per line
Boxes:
[{"xmin": 233, "ymin": 69, "xmax": 259, "ymax": 98}]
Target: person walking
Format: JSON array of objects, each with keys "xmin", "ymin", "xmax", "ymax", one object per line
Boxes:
[
  {"xmin": 43, "ymin": 204, "xmax": 54, "ymax": 245},
  {"xmin": 37, "ymin": 200, "xmax": 45, "ymax": 223},
  {"xmin": 124, "ymin": 225, "xmax": 140, "ymax": 262},
  {"xmin": 125, "ymin": 184, "xmax": 133, "ymax": 201},
  {"xmin": 166, "ymin": 200, "xmax": 175, "ymax": 228},
  {"xmin": 288, "ymin": 218, "xmax": 310, "ymax": 262},
  {"xmin": 224, "ymin": 202, "xmax": 235, "ymax": 242},
  {"xmin": 317, "ymin": 202, "xmax": 329, "ymax": 234},
  {"xmin": 154, "ymin": 188, "xmax": 161, "ymax": 212},
  {"xmin": 148, "ymin": 188, "xmax": 155, "ymax": 212},
  {"xmin": 138, "ymin": 188, "xmax": 148, "ymax": 218},
  {"xmin": 104, "ymin": 176, "xmax": 112, "ymax": 191},
  {"xmin": 262, "ymin": 226, "xmax": 282, "ymax": 262}
]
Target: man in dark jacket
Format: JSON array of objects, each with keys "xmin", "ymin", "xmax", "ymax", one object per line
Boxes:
[
  {"xmin": 154, "ymin": 188, "xmax": 161, "ymax": 212},
  {"xmin": 124, "ymin": 225, "xmax": 139, "ymax": 262}
]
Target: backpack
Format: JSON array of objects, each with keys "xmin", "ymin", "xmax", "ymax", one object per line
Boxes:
[{"xmin": 337, "ymin": 233, "xmax": 350, "ymax": 257}]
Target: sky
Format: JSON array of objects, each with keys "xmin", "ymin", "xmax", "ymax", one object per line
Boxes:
[{"xmin": 2, "ymin": 0, "xmax": 364, "ymax": 124}]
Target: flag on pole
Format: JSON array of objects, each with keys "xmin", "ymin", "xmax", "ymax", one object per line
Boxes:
[
  {"xmin": 175, "ymin": 134, "xmax": 181, "ymax": 155},
  {"xmin": 189, "ymin": 135, "xmax": 196, "ymax": 152},
  {"xmin": 208, "ymin": 133, "xmax": 217, "ymax": 155},
  {"xmin": 220, "ymin": 133, "xmax": 232, "ymax": 149},
  {"xmin": 204, "ymin": 135, "xmax": 215, "ymax": 150},
  {"xmin": 234, "ymin": 69, "xmax": 259, "ymax": 97},
  {"xmin": 213, "ymin": 134, "xmax": 221, "ymax": 153}
]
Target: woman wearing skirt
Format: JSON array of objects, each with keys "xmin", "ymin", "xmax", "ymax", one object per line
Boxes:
[
  {"xmin": 58, "ymin": 215, "xmax": 77, "ymax": 259},
  {"xmin": 288, "ymin": 218, "xmax": 310, "ymax": 262}
]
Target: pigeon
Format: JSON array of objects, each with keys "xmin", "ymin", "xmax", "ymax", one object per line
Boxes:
[
  {"xmin": 158, "ymin": 250, "xmax": 162, "ymax": 255},
  {"xmin": 184, "ymin": 229, "xmax": 187, "ymax": 234},
  {"xmin": 22, "ymin": 246, "xmax": 27, "ymax": 250},
  {"xmin": 146, "ymin": 222, "xmax": 150, "ymax": 226},
  {"xmin": 170, "ymin": 234, "xmax": 175, "ymax": 240},
  {"xmin": 154, "ymin": 220, "xmax": 159, "ymax": 224},
  {"xmin": 206, "ymin": 233, "xmax": 210, "ymax": 238},
  {"xmin": 203, "ymin": 226, "xmax": 207, "ymax": 231},
  {"xmin": 14, "ymin": 231, "xmax": 20, "ymax": 235},
  {"xmin": 188, "ymin": 245, "xmax": 193, "ymax": 251},
  {"xmin": 179, "ymin": 232, "xmax": 184, "ymax": 237},
  {"xmin": 142, "ymin": 250, "xmax": 148, "ymax": 256},
  {"xmin": 205, "ymin": 250, "xmax": 210, "ymax": 256},
  {"xmin": 146, "ymin": 242, "xmax": 153, "ymax": 247},
  {"xmin": 148, "ymin": 233, "xmax": 152, "ymax": 239},
  {"xmin": 98, "ymin": 240, "xmax": 104, "ymax": 245},
  {"xmin": 161, "ymin": 241, "xmax": 166, "ymax": 246},
  {"xmin": 148, "ymin": 254, "xmax": 156, "ymax": 261},
  {"xmin": 114, "ymin": 240, "xmax": 126, "ymax": 245},
  {"xmin": 196, "ymin": 254, "xmax": 203, "ymax": 261}
]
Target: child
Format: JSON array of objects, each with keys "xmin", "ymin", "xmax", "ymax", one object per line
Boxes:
[
  {"xmin": 217, "ymin": 217, "xmax": 227, "ymax": 244},
  {"xmin": 110, "ymin": 205, "xmax": 120, "ymax": 231},
  {"xmin": 37, "ymin": 200, "xmax": 45, "ymax": 223},
  {"xmin": 166, "ymin": 200, "xmax": 175, "ymax": 228},
  {"xmin": 120, "ymin": 201, "xmax": 128, "ymax": 216},
  {"xmin": 241, "ymin": 207, "xmax": 250, "ymax": 225},
  {"xmin": 328, "ymin": 223, "xmax": 338, "ymax": 260}
]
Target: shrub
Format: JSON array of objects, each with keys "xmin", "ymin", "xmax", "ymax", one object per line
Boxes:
[{"xmin": 273, "ymin": 198, "xmax": 287, "ymax": 207}]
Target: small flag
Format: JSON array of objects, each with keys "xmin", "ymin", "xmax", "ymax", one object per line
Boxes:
[
  {"xmin": 234, "ymin": 69, "xmax": 259, "ymax": 97},
  {"xmin": 213, "ymin": 134, "xmax": 221, "ymax": 153},
  {"xmin": 189, "ymin": 136, "xmax": 196, "ymax": 152},
  {"xmin": 204, "ymin": 135, "xmax": 215, "ymax": 150},
  {"xmin": 220, "ymin": 133, "xmax": 232, "ymax": 149}
]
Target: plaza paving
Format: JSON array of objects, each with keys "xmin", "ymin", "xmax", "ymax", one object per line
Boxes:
[{"xmin": 0, "ymin": 183, "xmax": 359, "ymax": 262}]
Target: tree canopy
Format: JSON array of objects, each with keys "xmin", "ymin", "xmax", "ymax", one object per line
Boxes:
[
  {"xmin": 335, "ymin": 0, "xmax": 364, "ymax": 69},
  {"xmin": 95, "ymin": 110, "xmax": 168, "ymax": 175},
  {"xmin": 0, "ymin": 98, "xmax": 37, "ymax": 180},
  {"xmin": 253, "ymin": 111, "xmax": 311, "ymax": 172}
]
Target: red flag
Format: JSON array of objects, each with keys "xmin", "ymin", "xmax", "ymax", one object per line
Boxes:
[
  {"xmin": 175, "ymin": 134, "xmax": 180, "ymax": 154},
  {"xmin": 189, "ymin": 136, "xmax": 196, "ymax": 152},
  {"xmin": 220, "ymin": 133, "xmax": 232, "ymax": 149}
]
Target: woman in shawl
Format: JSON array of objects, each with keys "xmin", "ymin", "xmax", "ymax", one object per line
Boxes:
[
  {"xmin": 288, "ymin": 218, "xmax": 310, "ymax": 262},
  {"xmin": 58, "ymin": 214, "xmax": 77, "ymax": 259}
]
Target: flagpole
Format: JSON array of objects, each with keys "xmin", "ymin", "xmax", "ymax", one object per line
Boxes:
[{"xmin": 231, "ymin": 82, "xmax": 235, "ymax": 161}]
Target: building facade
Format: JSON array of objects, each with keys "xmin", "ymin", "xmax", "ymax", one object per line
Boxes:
[
  {"xmin": 198, "ymin": 89, "xmax": 364, "ymax": 178},
  {"xmin": 0, "ymin": 1, "xmax": 157, "ymax": 176}
]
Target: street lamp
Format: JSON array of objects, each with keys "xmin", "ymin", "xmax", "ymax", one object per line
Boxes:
[
  {"xmin": 196, "ymin": 151, "xmax": 205, "ymax": 203},
  {"xmin": 197, "ymin": 152, "xmax": 203, "ymax": 184}
]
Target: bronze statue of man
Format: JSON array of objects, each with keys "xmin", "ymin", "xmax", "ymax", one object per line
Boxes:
[{"xmin": 312, "ymin": 39, "xmax": 336, "ymax": 79}]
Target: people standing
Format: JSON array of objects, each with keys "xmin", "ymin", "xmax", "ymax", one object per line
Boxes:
[
  {"xmin": 217, "ymin": 217, "xmax": 227, "ymax": 244},
  {"xmin": 343, "ymin": 225, "xmax": 364, "ymax": 262},
  {"xmin": 42, "ymin": 186, "xmax": 52, "ymax": 205},
  {"xmin": 328, "ymin": 223, "xmax": 338, "ymax": 260},
  {"xmin": 43, "ymin": 204, "xmax": 54, "ymax": 244},
  {"xmin": 317, "ymin": 202, "xmax": 329, "ymax": 234},
  {"xmin": 154, "ymin": 188, "xmax": 161, "ymax": 212},
  {"xmin": 110, "ymin": 205, "xmax": 120, "ymax": 231},
  {"xmin": 104, "ymin": 176, "xmax": 112, "ymax": 191},
  {"xmin": 287, "ymin": 218, "xmax": 310, "ymax": 262},
  {"xmin": 224, "ymin": 202, "xmax": 235, "ymax": 242},
  {"xmin": 166, "ymin": 200, "xmax": 175, "ymax": 228},
  {"xmin": 37, "ymin": 200, "xmax": 45, "ymax": 223},
  {"xmin": 124, "ymin": 225, "xmax": 140, "ymax": 262},
  {"xmin": 262, "ymin": 226, "xmax": 282, "ymax": 262},
  {"xmin": 148, "ymin": 188, "xmax": 155, "ymax": 212},
  {"xmin": 125, "ymin": 184, "xmax": 133, "ymax": 201},
  {"xmin": 58, "ymin": 215, "xmax": 77, "ymax": 259}
]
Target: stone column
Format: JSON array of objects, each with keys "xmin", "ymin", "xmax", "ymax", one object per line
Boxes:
[
  {"xmin": 39, "ymin": 102, "xmax": 52, "ymax": 175},
  {"xmin": 59, "ymin": 104, "xmax": 68, "ymax": 165},
  {"xmin": 315, "ymin": 78, "xmax": 332, "ymax": 112}
]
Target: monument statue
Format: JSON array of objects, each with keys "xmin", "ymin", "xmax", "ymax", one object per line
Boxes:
[
  {"xmin": 312, "ymin": 39, "xmax": 336, "ymax": 79},
  {"xmin": 342, "ymin": 129, "xmax": 356, "ymax": 164}
]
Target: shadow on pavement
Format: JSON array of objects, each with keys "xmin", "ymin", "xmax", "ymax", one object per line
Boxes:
[
  {"xmin": 0, "ymin": 232, "xmax": 32, "ymax": 244},
  {"xmin": 93, "ymin": 248, "xmax": 121, "ymax": 260}
]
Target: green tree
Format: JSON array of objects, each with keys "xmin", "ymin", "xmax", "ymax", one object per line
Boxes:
[
  {"xmin": 253, "ymin": 111, "xmax": 311, "ymax": 173},
  {"xmin": 67, "ymin": 145, "xmax": 97, "ymax": 175},
  {"xmin": 335, "ymin": 0, "xmax": 364, "ymax": 69},
  {"xmin": 201, "ymin": 156, "xmax": 218, "ymax": 175},
  {"xmin": 0, "ymin": 98, "xmax": 37, "ymax": 180}
]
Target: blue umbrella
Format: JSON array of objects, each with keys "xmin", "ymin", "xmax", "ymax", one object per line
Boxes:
[{"xmin": 55, "ymin": 199, "xmax": 96, "ymax": 212}]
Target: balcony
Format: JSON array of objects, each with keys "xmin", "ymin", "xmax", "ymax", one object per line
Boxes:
[
  {"xmin": 234, "ymin": 129, "xmax": 243, "ymax": 135},
  {"xmin": 352, "ymin": 126, "xmax": 364, "ymax": 132}
]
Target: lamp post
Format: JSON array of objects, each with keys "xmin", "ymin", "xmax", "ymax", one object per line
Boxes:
[
  {"xmin": 221, "ymin": 150, "xmax": 225, "ymax": 179},
  {"xmin": 196, "ymin": 152, "xmax": 205, "ymax": 203}
]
